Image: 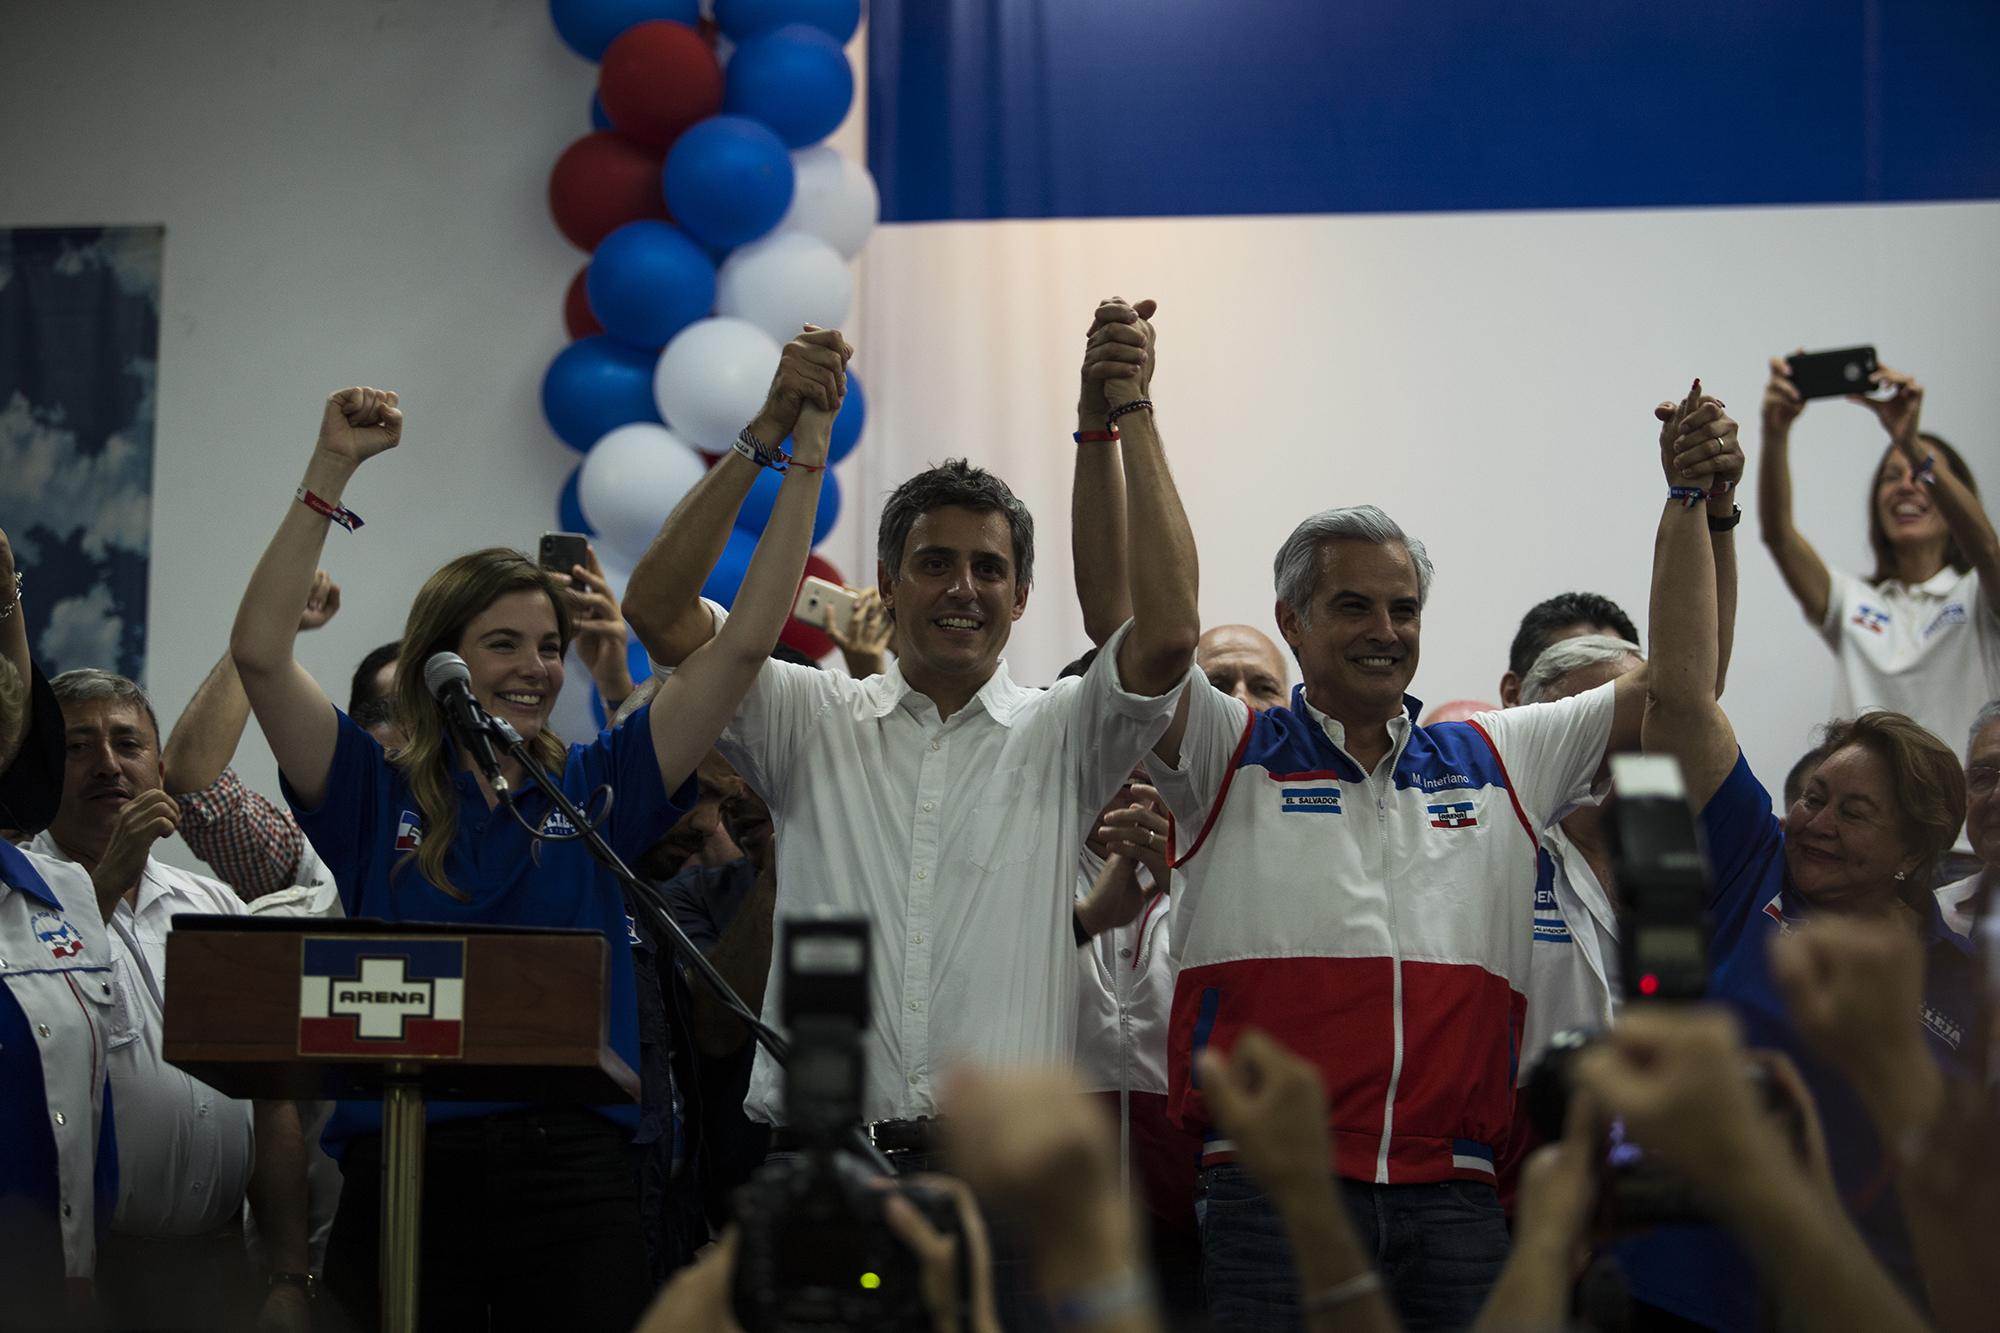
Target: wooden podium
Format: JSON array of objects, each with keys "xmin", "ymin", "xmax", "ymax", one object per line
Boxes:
[{"xmin": 162, "ymin": 915, "xmax": 639, "ymax": 1333}]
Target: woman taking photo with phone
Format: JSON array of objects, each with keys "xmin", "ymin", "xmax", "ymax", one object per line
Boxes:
[
  {"xmin": 228, "ymin": 333, "xmax": 848, "ymax": 1330},
  {"xmin": 1758, "ymin": 356, "xmax": 1998, "ymax": 881}
]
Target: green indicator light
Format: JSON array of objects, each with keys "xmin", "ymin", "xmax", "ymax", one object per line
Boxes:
[{"xmin": 859, "ymin": 1272, "xmax": 882, "ymax": 1290}]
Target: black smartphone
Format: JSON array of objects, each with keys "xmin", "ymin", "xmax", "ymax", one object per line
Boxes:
[
  {"xmin": 538, "ymin": 531, "xmax": 591, "ymax": 577},
  {"xmin": 1786, "ymin": 345, "xmax": 1878, "ymax": 400}
]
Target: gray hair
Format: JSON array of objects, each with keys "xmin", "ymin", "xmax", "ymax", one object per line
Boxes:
[
  {"xmin": 50, "ymin": 668, "xmax": 161, "ymax": 744},
  {"xmin": 1273, "ymin": 505, "xmax": 1435, "ymax": 617},
  {"xmin": 1972, "ymin": 699, "xmax": 2000, "ymax": 755},
  {"xmin": 1519, "ymin": 635, "xmax": 1644, "ymax": 705}
]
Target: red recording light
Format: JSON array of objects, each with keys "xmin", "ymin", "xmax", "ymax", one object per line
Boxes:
[{"xmin": 1638, "ymin": 973, "xmax": 1661, "ymax": 996}]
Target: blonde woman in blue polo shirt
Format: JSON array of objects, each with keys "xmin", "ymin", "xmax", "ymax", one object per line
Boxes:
[{"xmin": 228, "ymin": 337, "xmax": 847, "ymax": 1331}]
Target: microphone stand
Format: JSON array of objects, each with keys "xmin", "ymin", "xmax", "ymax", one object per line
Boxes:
[{"xmin": 485, "ymin": 717, "xmax": 896, "ymax": 1175}]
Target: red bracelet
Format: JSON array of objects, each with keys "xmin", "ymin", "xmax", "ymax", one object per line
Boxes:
[
  {"xmin": 785, "ymin": 457, "xmax": 826, "ymax": 473},
  {"xmin": 1073, "ymin": 427, "xmax": 1121, "ymax": 444},
  {"xmin": 296, "ymin": 486, "xmax": 363, "ymax": 532}
]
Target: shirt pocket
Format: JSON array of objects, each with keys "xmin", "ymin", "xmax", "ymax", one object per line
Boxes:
[
  {"xmin": 967, "ymin": 771, "xmax": 1046, "ymax": 871},
  {"xmin": 104, "ymin": 954, "xmax": 142, "ymax": 1050}
]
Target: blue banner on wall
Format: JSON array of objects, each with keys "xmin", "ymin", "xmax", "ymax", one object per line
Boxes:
[
  {"xmin": 0, "ymin": 226, "xmax": 162, "ymax": 682},
  {"xmin": 868, "ymin": 1, "xmax": 2000, "ymax": 223}
]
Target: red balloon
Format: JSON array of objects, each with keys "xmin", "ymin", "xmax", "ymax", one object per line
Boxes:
[
  {"xmin": 599, "ymin": 21, "xmax": 725, "ymax": 151},
  {"xmin": 778, "ymin": 553, "xmax": 844, "ymax": 662},
  {"xmin": 562, "ymin": 264, "xmax": 602, "ymax": 339},
  {"xmin": 548, "ymin": 132, "xmax": 671, "ymax": 252}
]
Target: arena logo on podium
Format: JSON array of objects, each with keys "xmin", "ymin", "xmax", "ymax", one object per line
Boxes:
[{"xmin": 299, "ymin": 937, "xmax": 466, "ymax": 1058}]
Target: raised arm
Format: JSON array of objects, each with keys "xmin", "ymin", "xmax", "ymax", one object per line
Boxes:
[
  {"xmin": 1756, "ymin": 355, "xmax": 1833, "ymax": 625},
  {"xmin": 1090, "ymin": 299, "xmax": 1199, "ymax": 697},
  {"xmin": 1648, "ymin": 382, "xmax": 1742, "ymax": 805},
  {"xmin": 229, "ymin": 390, "xmax": 401, "ymax": 808},
  {"xmin": 0, "ymin": 527, "xmax": 26, "ymax": 769},
  {"xmin": 622, "ymin": 330, "xmax": 846, "ymax": 667},
  {"xmin": 646, "ymin": 336, "xmax": 850, "ymax": 789},
  {"xmin": 1071, "ymin": 299, "xmax": 1156, "ymax": 646},
  {"xmin": 1861, "ymin": 367, "xmax": 2000, "ymax": 618}
]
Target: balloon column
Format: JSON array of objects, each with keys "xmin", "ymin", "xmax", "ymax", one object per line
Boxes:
[{"xmin": 543, "ymin": 0, "xmax": 877, "ymax": 695}]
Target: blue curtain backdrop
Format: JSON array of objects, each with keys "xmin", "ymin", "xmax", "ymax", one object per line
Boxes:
[
  {"xmin": 0, "ymin": 226, "xmax": 163, "ymax": 681},
  {"xmin": 867, "ymin": 0, "xmax": 2000, "ymax": 223}
]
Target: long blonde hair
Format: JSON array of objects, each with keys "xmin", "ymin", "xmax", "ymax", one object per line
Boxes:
[{"xmin": 390, "ymin": 548, "xmax": 572, "ymax": 900}]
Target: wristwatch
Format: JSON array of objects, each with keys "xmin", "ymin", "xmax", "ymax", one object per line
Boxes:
[
  {"xmin": 1707, "ymin": 504, "xmax": 1742, "ymax": 533},
  {"xmin": 267, "ymin": 1271, "xmax": 319, "ymax": 1301}
]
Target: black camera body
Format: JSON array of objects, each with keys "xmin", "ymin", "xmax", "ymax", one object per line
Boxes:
[{"xmin": 731, "ymin": 917, "xmax": 963, "ymax": 1332}]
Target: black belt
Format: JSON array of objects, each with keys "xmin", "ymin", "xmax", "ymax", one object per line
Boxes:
[{"xmin": 769, "ymin": 1116, "xmax": 944, "ymax": 1157}]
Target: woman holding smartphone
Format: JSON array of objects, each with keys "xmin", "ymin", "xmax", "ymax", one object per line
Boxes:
[
  {"xmin": 229, "ymin": 332, "xmax": 847, "ymax": 1330},
  {"xmin": 1758, "ymin": 357, "xmax": 1998, "ymax": 881}
]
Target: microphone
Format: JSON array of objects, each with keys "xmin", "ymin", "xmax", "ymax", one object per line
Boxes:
[{"xmin": 423, "ymin": 652, "xmax": 511, "ymax": 803}]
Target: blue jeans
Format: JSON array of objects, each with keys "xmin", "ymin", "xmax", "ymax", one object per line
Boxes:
[{"xmin": 1198, "ymin": 1164, "xmax": 1508, "ymax": 1332}]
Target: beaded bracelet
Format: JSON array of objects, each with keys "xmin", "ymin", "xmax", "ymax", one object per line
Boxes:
[
  {"xmin": 1105, "ymin": 398, "xmax": 1153, "ymax": 426},
  {"xmin": 0, "ymin": 570, "xmax": 21, "ymax": 622},
  {"xmin": 296, "ymin": 487, "xmax": 364, "ymax": 532}
]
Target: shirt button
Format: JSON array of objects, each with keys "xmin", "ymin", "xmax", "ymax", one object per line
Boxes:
[
  {"xmin": 921, "ymin": 801, "xmax": 934, "ymax": 812},
  {"xmin": 1118, "ymin": 948, "xmax": 1132, "ymax": 960},
  {"xmin": 907, "ymin": 1073, "xmax": 920, "ymax": 1086},
  {"xmin": 910, "ymin": 932, "xmax": 924, "ymax": 945},
  {"xmin": 929, "ymin": 740, "xmax": 941, "ymax": 752},
  {"xmin": 907, "ymin": 1000, "xmax": 923, "ymax": 1011},
  {"xmin": 915, "ymin": 868, "xmax": 927, "ymax": 880},
  {"xmin": 198, "ymin": 1104, "xmax": 211, "ymax": 1117},
  {"xmin": 61, "ymin": 1203, "xmax": 72, "ymax": 1219},
  {"xmin": 37, "ymin": 1023, "xmax": 51, "ymax": 1037},
  {"xmin": 52, "ymin": 1111, "xmax": 65, "ymax": 1126},
  {"xmin": 192, "ymin": 1181, "xmax": 205, "ymax": 1192}
]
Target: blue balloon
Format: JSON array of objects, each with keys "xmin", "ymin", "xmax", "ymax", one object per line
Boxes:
[
  {"xmin": 827, "ymin": 371, "xmax": 865, "ymax": 463},
  {"xmin": 663, "ymin": 115, "xmax": 795, "ymax": 249},
  {"xmin": 586, "ymin": 221, "xmax": 716, "ymax": 349},
  {"xmin": 549, "ymin": 0, "xmax": 699, "ymax": 61},
  {"xmin": 558, "ymin": 464, "xmax": 596, "ymax": 535},
  {"xmin": 590, "ymin": 93, "xmax": 613, "ymax": 131},
  {"xmin": 541, "ymin": 336, "xmax": 663, "ymax": 452},
  {"xmin": 724, "ymin": 24, "xmax": 854, "ymax": 149},
  {"xmin": 733, "ymin": 464, "xmax": 840, "ymax": 544},
  {"xmin": 715, "ymin": 0, "xmax": 860, "ymax": 43},
  {"xmin": 701, "ymin": 528, "xmax": 761, "ymax": 606}
]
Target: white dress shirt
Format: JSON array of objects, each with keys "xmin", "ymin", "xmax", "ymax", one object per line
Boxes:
[
  {"xmin": 680, "ymin": 613, "xmax": 1187, "ymax": 1124},
  {"xmin": 29, "ymin": 833, "xmax": 256, "ymax": 1237},
  {"xmin": 1936, "ymin": 869, "xmax": 1985, "ymax": 937}
]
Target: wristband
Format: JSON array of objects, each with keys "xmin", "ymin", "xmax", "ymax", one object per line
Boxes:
[
  {"xmin": 1073, "ymin": 427, "xmax": 1121, "ymax": 444},
  {"xmin": 1667, "ymin": 485, "xmax": 1708, "ymax": 509},
  {"xmin": 1301, "ymin": 1270, "xmax": 1383, "ymax": 1314},
  {"xmin": 296, "ymin": 487, "xmax": 363, "ymax": 532},
  {"xmin": 1048, "ymin": 1271, "xmax": 1151, "ymax": 1327},
  {"xmin": 1705, "ymin": 477, "xmax": 1737, "ymax": 497},
  {"xmin": 1914, "ymin": 453, "xmax": 1938, "ymax": 487},
  {"xmin": 1706, "ymin": 504, "xmax": 1742, "ymax": 533},
  {"xmin": 1105, "ymin": 398, "xmax": 1153, "ymax": 426},
  {"xmin": 732, "ymin": 426, "xmax": 824, "ymax": 474}
]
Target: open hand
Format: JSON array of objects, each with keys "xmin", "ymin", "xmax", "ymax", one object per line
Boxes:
[
  {"xmin": 827, "ymin": 586, "xmax": 892, "ymax": 658},
  {"xmin": 1762, "ymin": 354, "xmax": 1805, "ymax": 433},
  {"xmin": 298, "ymin": 569, "xmax": 342, "ymax": 631},
  {"xmin": 1853, "ymin": 364, "xmax": 1924, "ymax": 452},
  {"xmin": 565, "ymin": 546, "xmax": 634, "ymax": 699},
  {"xmin": 314, "ymin": 387, "xmax": 402, "ymax": 467}
]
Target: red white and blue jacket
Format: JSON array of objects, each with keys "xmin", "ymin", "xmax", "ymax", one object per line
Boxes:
[{"xmin": 1153, "ymin": 682, "xmax": 1615, "ymax": 1186}]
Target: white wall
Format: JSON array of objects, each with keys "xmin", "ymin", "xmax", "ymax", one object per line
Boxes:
[
  {"xmin": 858, "ymin": 205, "xmax": 2000, "ymax": 788},
  {"xmin": 3, "ymin": 0, "xmax": 1995, "ymax": 873}
]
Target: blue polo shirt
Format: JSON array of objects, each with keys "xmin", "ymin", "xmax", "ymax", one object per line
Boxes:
[
  {"xmin": 1616, "ymin": 753, "xmax": 1979, "ymax": 1330},
  {"xmin": 284, "ymin": 704, "xmax": 694, "ymax": 1151},
  {"xmin": 0, "ymin": 841, "xmax": 118, "ymax": 1295}
]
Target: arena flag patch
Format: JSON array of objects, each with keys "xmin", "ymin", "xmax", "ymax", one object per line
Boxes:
[{"xmin": 299, "ymin": 936, "xmax": 466, "ymax": 1058}]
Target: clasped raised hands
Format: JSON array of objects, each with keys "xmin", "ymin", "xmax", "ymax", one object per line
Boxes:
[
  {"xmin": 1656, "ymin": 378, "xmax": 1742, "ymax": 493},
  {"xmin": 753, "ymin": 325, "xmax": 853, "ymax": 450},
  {"xmin": 314, "ymin": 387, "xmax": 402, "ymax": 467},
  {"xmin": 1079, "ymin": 297, "xmax": 1157, "ymax": 423}
]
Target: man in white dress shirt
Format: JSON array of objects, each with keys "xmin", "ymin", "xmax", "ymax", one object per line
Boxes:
[
  {"xmin": 26, "ymin": 670, "xmax": 310, "ymax": 1332},
  {"xmin": 1937, "ymin": 700, "xmax": 1998, "ymax": 935},
  {"xmin": 623, "ymin": 304, "xmax": 1199, "ymax": 1133}
]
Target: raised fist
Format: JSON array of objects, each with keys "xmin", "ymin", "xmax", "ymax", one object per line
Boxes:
[
  {"xmin": 316, "ymin": 387, "xmax": 403, "ymax": 466},
  {"xmin": 298, "ymin": 569, "xmax": 342, "ymax": 632}
]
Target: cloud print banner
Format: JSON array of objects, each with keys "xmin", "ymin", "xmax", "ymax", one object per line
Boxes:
[{"xmin": 0, "ymin": 226, "xmax": 162, "ymax": 682}]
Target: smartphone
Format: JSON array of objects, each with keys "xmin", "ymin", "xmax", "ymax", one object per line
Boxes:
[
  {"xmin": 538, "ymin": 531, "xmax": 591, "ymax": 577},
  {"xmin": 1786, "ymin": 345, "xmax": 1878, "ymax": 400},
  {"xmin": 792, "ymin": 576, "xmax": 858, "ymax": 636}
]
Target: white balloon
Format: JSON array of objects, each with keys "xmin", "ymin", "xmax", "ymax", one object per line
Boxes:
[
  {"xmin": 776, "ymin": 145, "xmax": 878, "ymax": 260},
  {"xmin": 652, "ymin": 317, "xmax": 783, "ymax": 454},
  {"xmin": 578, "ymin": 423, "xmax": 709, "ymax": 563},
  {"xmin": 715, "ymin": 232, "xmax": 852, "ymax": 347}
]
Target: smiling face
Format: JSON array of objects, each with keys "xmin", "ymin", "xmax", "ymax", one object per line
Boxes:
[
  {"xmin": 1278, "ymin": 539, "xmax": 1422, "ymax": 729},
  {"xmin": 1783, "ymin": 743, "xmax": 1924, "ymax": 908},
  {"xmin": 52, "ymin": 698, "xmax": 164, "ymax": 860},
  {"xmin": 1873, "ymin": 448, "xmax": 1951, "ymax": 553},
  {"xmin": 455, "ymin": 589, "xmax": 565, "ymax": 744},
  {"xmin": 880, "ymin": 505, "xmax": 1029, "ymax": 694},
  {"xmin": 1966, "ymin": 718, "xmax": 2000, "ymax": 868}
]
